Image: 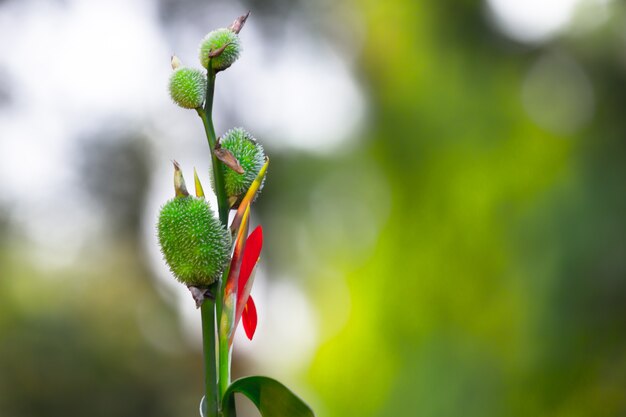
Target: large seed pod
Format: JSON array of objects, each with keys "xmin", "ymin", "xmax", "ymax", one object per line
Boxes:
[
  {"xmin": 212, "ymin": 128, "xmax": 266, "ymax": 206},
  {"xmin": 158, "ymin": 196, "xmax": 231, "ymax": 286}
]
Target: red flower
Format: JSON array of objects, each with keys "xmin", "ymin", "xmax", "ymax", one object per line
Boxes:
[
  {"xmin": 222, "ymin": 213, "xmax": 263, "ymax": 345},
  {"xmin": 221, "ymin": 157, "xmax": 269, "ymax": 345}
]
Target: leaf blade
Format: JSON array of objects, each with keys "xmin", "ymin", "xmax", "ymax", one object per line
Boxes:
[{"xmin": 223, "ymin": 376, "xmax": 315, "ymax": 417}]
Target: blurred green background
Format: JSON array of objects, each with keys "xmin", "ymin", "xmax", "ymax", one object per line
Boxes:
[{"xmin": 1, "ymin": 0, "xmax": 626, "ymax": 416}]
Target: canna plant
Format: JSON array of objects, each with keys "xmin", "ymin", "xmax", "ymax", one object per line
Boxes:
[{"xmin": 157, "ymin": 12, "xmax": 315, "ymax": 417}]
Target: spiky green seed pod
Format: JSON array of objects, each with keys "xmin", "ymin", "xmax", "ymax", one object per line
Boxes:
[
  {"xmin": 158, "ymin": 196, "xmax": 231, "ymax": 286},
  {"xmin": 168, "ymin": 67, "xmax": 207, "ymax": 109},
  {"xmin": 213, "ymin": 128, "xmax": 266, "ymax": 205},
  {"xmin": 198, "ymin": 28, "xmax": 241, "ymax": 71}
]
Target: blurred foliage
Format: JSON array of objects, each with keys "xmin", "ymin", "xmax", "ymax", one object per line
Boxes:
[
  {"xmin": 2, "ymin": 0, "xmax": 626, "ymax": 416},
  {"xmin": 76, "ymin": 130, "xmax": 152, "ymax": 238},
  {"xmin": 0, "ymin": 240, "xmax": 204, "ymax": 417},
  {"xmin": 256, "ymin": 1, "xmax": 626, "ymax": 416}
]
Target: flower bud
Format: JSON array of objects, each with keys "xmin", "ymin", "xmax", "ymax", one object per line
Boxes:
[
  {"xmin": 158, "ymin": 167, "xmax": 231, "ymax": 286},
  {"xmin": 198, "ymin": 28, "xmax": 241, "ymax": 71},
  {"xmin": 213, "ymin": 128, "xmax": 266, "ymax": 205},
  {"xmin": 171, "ymin": 54, "xmax": 182, "ymax": 70},
  {"xmin": 168, "ymin": 67, "xmax": 207, "ymax": 109}
]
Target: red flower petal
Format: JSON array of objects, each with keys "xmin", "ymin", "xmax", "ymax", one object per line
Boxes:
[
  {"xmin": 238, "ymin": 226, "xmax": 263, "ymax": 295},
  {"xmin": 242, "ymin": 295, "xmax": 257, "ymax": 340}
]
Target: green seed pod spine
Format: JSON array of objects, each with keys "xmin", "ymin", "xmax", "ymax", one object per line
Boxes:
[
  {"xmin": 168, "ymin": 67, "xmax": 207, "ymax": 109},
  {"xmin": 158, "ymin": 196, "xmax": 231, "ymax": 286},
  {"xmin": 212, "ymin": 128, "xmax": 266, "ymax": 203},
  {"xmin": 198, "ymin": 28, "xmax": 241, "ymax": 71}
]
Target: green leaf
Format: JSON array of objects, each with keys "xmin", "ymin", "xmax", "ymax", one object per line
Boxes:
[{"xmin": 222, "ymin": 376, "xmax": 315, "ymax": 417}]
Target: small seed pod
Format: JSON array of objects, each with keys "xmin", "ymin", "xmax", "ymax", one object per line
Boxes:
[
  {"xmin": 158, "ymin": 195, "xmax": 231, "ymax": 286},
  {"xmin": 198, "ymin": 28, "xmax": 241, "ymax": 71},
  {"xmin": 213, "ymin": 128, "xmax": 266, "ymax": 206},
  {"xmin": 168, "ymin": 67, "xmax": 207, "ymax": 109}
]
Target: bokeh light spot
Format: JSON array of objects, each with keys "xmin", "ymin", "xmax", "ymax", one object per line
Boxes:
[
  {"xmin": 521, "ymin": 51, "xmax": 594, "ymax": 135},
  {"xmin": 485, "ymin": 0, "xmax": 606, "ymax": 43}
]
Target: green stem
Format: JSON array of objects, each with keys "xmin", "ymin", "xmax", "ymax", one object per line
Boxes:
[
  {"xmin": 197, "ymin": 68, "xmax": 229, "ymax": 226},
  {"xmin": 200, "ymin": 290, "xmax": 218, "ymax": 417},
  {"xmin": 197, "ymin": 63, "xmax": 234, "ymax": 416},
  {"xmin": 218, "ymin": 329, "xmax": 232, "ymax": 399}
]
